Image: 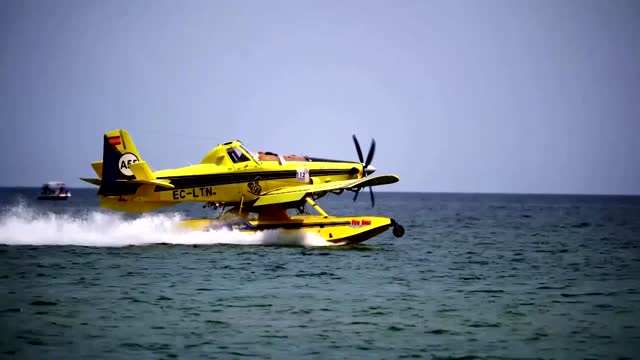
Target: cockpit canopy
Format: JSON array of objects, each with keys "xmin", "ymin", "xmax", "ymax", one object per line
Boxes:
[
  {"xmin": 226, "ymin": 146, "xmax": 251, "ymax": 163},
  {"xmin": 200, "ymin": 141, "xmax": 257, "ymax": 165}
]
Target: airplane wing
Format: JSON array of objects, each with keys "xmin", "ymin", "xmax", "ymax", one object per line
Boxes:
[
  {"xmin": 253, "ymin": 174, "xmax": 399, "ymax": 206},
  {"xmin": 81, "ymin": 178, "xmax": 102, "ymax": 186},
  {"xmin": 80, "ymin": 178, "xmax": 175, "ymax": 189}
]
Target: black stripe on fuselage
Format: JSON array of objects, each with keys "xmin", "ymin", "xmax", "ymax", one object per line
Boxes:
[{"xmin": 154, "ymin": 168, "xmax": 357, "ymax": 192}]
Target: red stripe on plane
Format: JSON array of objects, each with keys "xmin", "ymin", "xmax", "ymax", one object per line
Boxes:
[{"xmin": 108, "ymin": 136, "xmax": 121, "ymax": 145}]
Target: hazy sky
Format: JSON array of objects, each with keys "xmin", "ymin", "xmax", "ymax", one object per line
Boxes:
[{"xmin": 1, "ymin": 0, "xmax": 639, "ymax": 194}]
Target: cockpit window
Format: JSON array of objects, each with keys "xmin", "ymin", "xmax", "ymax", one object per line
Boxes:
[
  {"xmin": 239, "ymin": 144, "xmax": 258, "ymax": 162},
  {"xmin": 227, "ymin": 147, "xmax": 250, "ymax": 163}
]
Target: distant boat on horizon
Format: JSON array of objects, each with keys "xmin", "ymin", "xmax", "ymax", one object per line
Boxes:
[{"xmin": 37, "ymin": 181, "xmax": 71, "ymax": 200}]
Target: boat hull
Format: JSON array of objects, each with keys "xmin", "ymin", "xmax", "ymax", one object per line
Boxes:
[
  {"xmin": 37, "ymin": 194, "xmax": 71, "ymax": 200},
  {"xmin": 179, "ymin": 215, "xmax": 397, "ymax": 245}
]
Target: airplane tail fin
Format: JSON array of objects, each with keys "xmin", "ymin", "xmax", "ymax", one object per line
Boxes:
[
  {"xmin": 98, "ymin": 129, "xmax": 146, "ymax": 196},
  {"xmin": 95, "ymin": 129, "xmax": 174, "ymax": 196}
]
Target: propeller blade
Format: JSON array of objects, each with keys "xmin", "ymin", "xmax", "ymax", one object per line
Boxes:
[
  {"xmin": 368, "ymin": 186, "xmax": 375, "ymax": 207},
  {"xmin": 353, "ymin": 135, "xmax": 364, "ymax": 164},
  {"xmin": 364, "ymin": 139, "xmax": 376, "ymax": 169}
]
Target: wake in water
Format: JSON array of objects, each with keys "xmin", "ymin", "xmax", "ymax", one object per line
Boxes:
[{"xmin": 0, "ymin": 204, "xmax": 328, "ymax": 247}]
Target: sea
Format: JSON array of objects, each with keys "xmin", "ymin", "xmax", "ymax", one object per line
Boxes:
[{"xmin": 0, "ymin": 187, "xmax": 639, "ymax": 359}]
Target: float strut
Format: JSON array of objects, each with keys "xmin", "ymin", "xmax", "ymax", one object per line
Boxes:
[{"xmin": 305, "ymin": 197, "xmax": 328, "ymax": 217}]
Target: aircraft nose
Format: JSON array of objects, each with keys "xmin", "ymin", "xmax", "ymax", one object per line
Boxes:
[{"xmin": 364, "ymin": 165, "xmax": 376, "ymax": 176}]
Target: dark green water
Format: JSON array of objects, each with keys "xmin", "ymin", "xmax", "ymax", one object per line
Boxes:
[{"xmin": 1, "ymin": 188, "xmax": 639, "ymax": 359}]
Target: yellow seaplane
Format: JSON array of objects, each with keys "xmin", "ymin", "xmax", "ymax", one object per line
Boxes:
[{"xmin": 81, "ymin": 129, "xmax": 405, "ymax": 245}]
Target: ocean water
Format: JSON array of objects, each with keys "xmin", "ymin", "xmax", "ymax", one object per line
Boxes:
[{"xmin": 0, "ymin": 187, "xmax": 639, "ymax": 359}]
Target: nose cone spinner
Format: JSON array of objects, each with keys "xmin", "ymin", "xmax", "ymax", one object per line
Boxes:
[{"xmin": 364, "ymin": 165, "xmax": 376, "ymax": 176}]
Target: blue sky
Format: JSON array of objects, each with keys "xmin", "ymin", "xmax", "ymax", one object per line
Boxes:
[{"xmin": 1, "ymin": 0, "xmax": 639, "ymax": 194}]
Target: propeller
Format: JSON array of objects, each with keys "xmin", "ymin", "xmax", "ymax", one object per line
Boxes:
[{"xmin": 352, "ymin": 135, "xmax": 376, "ymax": 207}]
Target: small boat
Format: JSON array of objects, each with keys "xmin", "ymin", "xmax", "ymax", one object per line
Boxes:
[{"xmin": 37, "ymin": 181, "xmax": 71, "ymax": 200}]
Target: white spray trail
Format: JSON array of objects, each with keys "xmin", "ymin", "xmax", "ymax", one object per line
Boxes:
[{"xmin": 0, "ymin": 205, "xmax": 329, "ymax": 247}]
